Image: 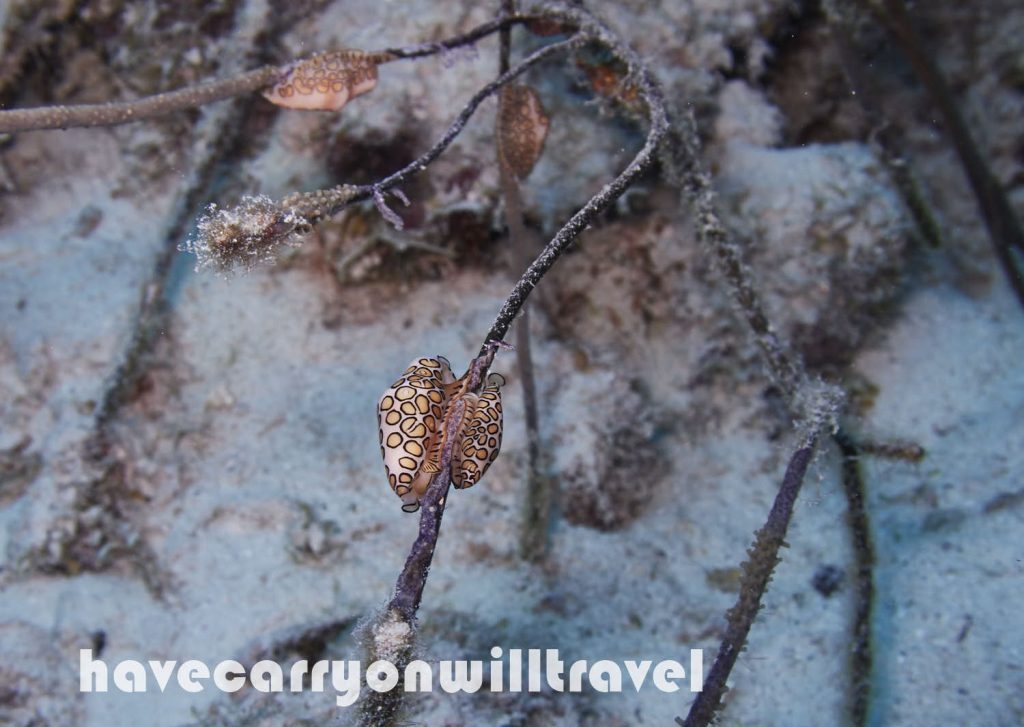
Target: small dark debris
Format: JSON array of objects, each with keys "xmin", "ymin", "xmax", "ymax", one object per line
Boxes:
[
  {"xmin": 90, "ymin": 630, "xmax": 106, "ymax": 657},
  {"xmin": 921, "ymin": 508, "xmax": 967, "ymax": 533},
  {"xmin": 983, "ymin": 489, "xmax": 1024, "ymax": 514},
  {"xmin": 73, "ymin": 205, "xmax": 103, "ymax": 237},
  {"xmin": 811, "ymin": 564, "xmax": 845, "ymax": 597},
  {"xmin": 956, "ymin": 614, "xmax": 973, "ymax": 643}
]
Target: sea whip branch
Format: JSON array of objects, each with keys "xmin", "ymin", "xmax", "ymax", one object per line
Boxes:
[
  {"xmin": 0, "ymin": 66, "xmax": 282, "ymax": 134},
  {"xmin": 359, "ymin": 6, "xmax": 670, "ymax": 725},
  {"xmin": 679, "ymin": 438, "xmax": 819, "ymax": 727},
  {"xmin": 667, "ymin": 103, "xmax": 844, "ymax": 725},
  {"xmin": 0, "ymin": 14, "xmax": 543, "ymax": 135},
  {"xmin": 382, "ymin": 2, "xmax": 668, "ymax": 627},
  {"xmin": 358, "ymin": 6, "xmax": 843, "ymax": 727},
  {"xmin": 834, "ymin": 429, "xmax": 877, "ymax": 726}
]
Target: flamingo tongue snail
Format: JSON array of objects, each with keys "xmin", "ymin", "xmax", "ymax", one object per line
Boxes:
[
  {"xmin": 262, "ymin": 49, "xmax": 393, "ymax": 112},
  {"xmin": 376, "ymin": 345, "xmax": 506, "ymax": 512}
]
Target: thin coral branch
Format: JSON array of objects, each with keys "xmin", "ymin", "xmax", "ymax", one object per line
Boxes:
[
  {"xmin": 499, "ymin": 0, "xmax": 515, "ymax": 76},
  {"xmin": 360, "ymin": 344, "xmax": 501, "ymax": 725},
  {"xmin": 359, "ymin": 6, "xmax": 672, "ymax": 724},
  {"xmin": 338, "ymin": 36, "xmax": 582, "ymax": 218},
  {"xmin": 388, "ymin": 463, "xmax": 456, "ymax": 622},
  {"xmin": 496, "ymin": 0, "xmax": 551, "ymax": 563},
  {"xmin": 0, "ymin": 14, "xmax": 544, "ymax": 135},
  {"xmin": 667, "ymin": 163, "xmax": 844, "ymax": 722},
  {"xmin": 380, "ymin": 12, "xmax": 545, "ymax": 62},
  {"xmin": 515, "ymin": 304, "xmax": 551, "ymax": 562},
  {"xmin": 679, "ymin": 437, "xmax": 819, "ymax": 727},
  {"xmin": 0, "ymin": 66, "xmax": 281, "ymax": 133},
  {"xmin": 834, "ymin": 428, "xmax": 877, "ymax": 727},
  {"xmin": 659, "ymin": 33, "xmax": 845, "ymax": 724},
  {"xmin": 505, "ymin": 184, "xmax": 549, "ymax": 563},
  {"xmin": 481, "ymin": 5, "xmax": 671, "ymax": 351},
  {"xmin": 370, "ymin": 0, "xmax": 671, "ymax": 643},
  {"xmin": 372, "ymin": 186, "xmax": 406, "ymax": 230},
  {"xmin": 861, "ymin": 0, "xmax": 1024, "ymax": 308},
  {"xmin": 664, "ymin": 109, "xmax": 808, "ymax": 409}
]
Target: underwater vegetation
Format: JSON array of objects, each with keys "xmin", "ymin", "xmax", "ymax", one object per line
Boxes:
[{"xmin": 0, "ymin": 1, "xmax": 1021, "ymax": 725}]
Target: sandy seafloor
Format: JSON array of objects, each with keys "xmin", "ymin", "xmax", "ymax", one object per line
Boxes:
[{"xmin": 0, "ymin": 1, "xmax": 1022, "ymax": 725}]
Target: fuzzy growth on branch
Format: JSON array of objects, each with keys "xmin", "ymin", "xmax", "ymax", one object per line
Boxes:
[
  {"xmin": 658, "ymin": 54, "xmax": 845, "ymax": 727},
  {"xmin": 183, "ymin": 34, "xmax": 579, "ymax": 276},
  {"xmin": 679, "ymin": 440, "xmax": 818, "ymax": 727}
]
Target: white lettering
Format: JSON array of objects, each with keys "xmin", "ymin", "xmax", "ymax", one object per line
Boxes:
[
  {"xmin": 589, "ymin": 660, "xmax": 622, "ymax": 693},
  {"xmin": 439, "ymin": 660, "xmax": 483, "ymax": 694},
  {"xmin": 113, "ymin": 660, "xmax": 146, "ymax": 693},
  {"xmin": 79, "ymin": 650, "xmax": 107, "ymax": 692},
  {"xmin": 652, "ymin": 660, "xmax": 686, "ymax": 693},
  {"xmin": 213, "ymin": 660, "xmax": 246, "ymax": 693},
  {"xmin": 177, "ymin": 660, "xmax": 209, "ymax": 693},
  {"xmin": 624, "ymin": 660, "xmax": 652, "ymax": 691}
]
